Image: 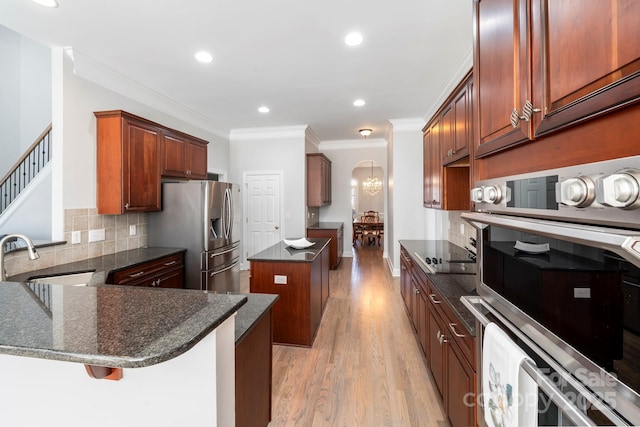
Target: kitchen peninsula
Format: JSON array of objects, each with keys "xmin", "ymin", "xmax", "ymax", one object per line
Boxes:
[
  {"xmin": 248, "ymin": 237, "xmax": 329, "ymax": 346},
  {"xmin": 0, "ymin": 281, "xmax": 246, "ymax": 427}
]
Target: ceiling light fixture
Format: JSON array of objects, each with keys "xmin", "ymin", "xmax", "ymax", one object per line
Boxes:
[
  {"xmin": 258, "ymin": 106, "xmax": 270, "ymax": 113},
  {"xmin": 362, "ymin": 161, "xmax": 382, "ymax": 196},
  {"xmin": 195, "ymin": 51, "xmax": 214, "ymax": 63},
  {"xmin": 359, "ymin": 128, "xmax": 372, "ymax": 138},
  {"xmin": 353, "ymin": 99, "xmax": 366, "ymax": 107},
  {"xmin": 33, "ymin": 0, "xmax": 58, "ymax": 7},
  {"xmin": 345, "ymin": 32, "xmax": 364, "ymax": 46}
]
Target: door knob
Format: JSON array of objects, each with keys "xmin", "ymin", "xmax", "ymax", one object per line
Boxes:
[{"xmin": 275, "ymin": 225, "xmax": 280, "ymax": 230}]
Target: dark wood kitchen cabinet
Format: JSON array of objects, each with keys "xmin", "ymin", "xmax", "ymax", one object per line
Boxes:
[
  {"xmin": 428, "ymin": 281, "xmax": 476, "ymax": 427},
  {"xmin": 161, "ymin": 131, "xmax": 208, "ymax": 179},
  {"xmin": 106, "ymin": 253, "xmax": 185, "ymax": 289},
  {"xmin": 306, "ymin": 223, "xmax": 343, "ymax": 269},
  {"xmin": 423, "ymin": 72, "xmax": 472, "ymax": 211},
  {"xmin": 399, "ymin": 244, "xmax": 476, "ymax": 427},
  {"xmin": 307, "ymin": 153, "xmax": 332, "ymax": 207},
  {"xmin": 474, "ymin": 0, "xmax": 640, "ymax": 158},
  {"xmin": 96, "ymin": 110, "xmax": 162, "ymax": 215},
  {"xmin": 96, "ymin": 110, "xmax": 210, "ymax": 215}
]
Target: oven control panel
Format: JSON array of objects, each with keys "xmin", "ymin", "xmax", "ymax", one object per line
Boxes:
[{"xmin": 471, "ymin": 155, "xmax": 640, "ymax": 229}]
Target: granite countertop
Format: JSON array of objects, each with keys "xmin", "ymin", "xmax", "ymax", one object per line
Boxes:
[
  {"xmin": 0, "ymin": 282, "xmax": 246, "ymax": 368},
  {"xmin": 8, "ymin": 247, "xmax": 187, "ymax": 286},
  {"xmin": 234, "ymin": 293, "xmax": 279, "ymax": 344},
  {"xmin": 307, "ymin": 222, "xmax": 344, "ymax": 230},
  {"xmin": 399, "ymin": 240, "xmax": 478, "ymax": 336},
  {"xmin": 248, "ymin": 237, "xmax": 330, "ymax": 263}
]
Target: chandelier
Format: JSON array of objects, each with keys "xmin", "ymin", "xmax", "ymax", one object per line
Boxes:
[{"xmin": 362, "ymin": 161, "xmax": 382, "ymax": 196}]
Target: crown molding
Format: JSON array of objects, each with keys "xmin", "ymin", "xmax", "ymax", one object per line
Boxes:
[
  {"xmin": 423, "ymin": 48, "xmax": 473, "ymax": 122},
  {"xmin": 389, "ymin": 118, "xmax": 426, "ymax": 132},
  {"xmin": 319, "ymin": 138, "xmax": 387, "ymax": 151},
  {"xmin": 230, "ymin": 125, "xmax": 308, "ymax": 141},
  {"xmin": 68, "ymin": 48, "xmax": 230, "ymax": 139},
  {"xmin": 305, "ymin": 127, "xmax": 321, "ymax": 149}
]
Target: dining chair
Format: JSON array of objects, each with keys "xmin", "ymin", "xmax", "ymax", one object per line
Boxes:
[{"xmin": 361, "ymin": 214, "xmax": 380, "ymax": 246}]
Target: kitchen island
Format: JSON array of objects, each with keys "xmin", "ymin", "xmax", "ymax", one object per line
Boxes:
[
  {"xmin": 248, "ymin": 237, "xmax": 330, "ymax": 346},
  {"xmin": 0, "ymin": 281, "xmax": 246, "ymax": 427}
]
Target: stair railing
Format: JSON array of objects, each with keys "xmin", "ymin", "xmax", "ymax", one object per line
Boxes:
[{"xmin": 0, "ymin": 124, "xmax": 52, "ymax": 216}]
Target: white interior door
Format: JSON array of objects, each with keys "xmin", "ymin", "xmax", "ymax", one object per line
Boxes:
[{"xmin": 243, "ymin": 172, "xmax": 282, "ymax": 267}]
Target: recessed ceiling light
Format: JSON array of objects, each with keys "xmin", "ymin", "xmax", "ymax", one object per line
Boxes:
[
  {"xmin": 345, "ymin": 32, "xmax": 363, "ymax": 46},
  {"xmin": 33, "ymin": 0, "xmax": 58, "ymax": 7},
  {"xmin": 195, "ymin": 51, "xmax": 214, "ymax": 63},
  {"xmin": 353, "ymin": 99, "xmax": 366, "ymax": 107},
  {"xmin": 258, "ymin": 106, "xmax": 270, "ymax": 113}
]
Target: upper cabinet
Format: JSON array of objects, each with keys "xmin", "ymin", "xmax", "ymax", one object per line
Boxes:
[
  {"xmin": 95, "ymin": 110, "xmax": 209, "ymax": 214},
  {"xmin": 161, "ymin": 131, "xmax": 208, "ymax": 179},
  {"xmin": 307, "ymin": 153, "xmax": 332, "ymax": 207},
  {"xmin": 475, "ymin": 0, "xmax": 640, "ymax": 158},
  {"xmin": 96, "ymin": 111, "xmax": 162, "ymax": 214},
  {"xmin": 423, "ymin": 72, "xmax": 472, "ymax": 211}
]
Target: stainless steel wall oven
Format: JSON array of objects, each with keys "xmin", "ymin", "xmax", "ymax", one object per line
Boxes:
[{"xmin": 462, "ymin": 155, "xmax": 640, "ymax": 426}]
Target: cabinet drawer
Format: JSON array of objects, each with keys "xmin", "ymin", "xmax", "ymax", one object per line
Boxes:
[
  {"xmin": 427, "ymin": 283, "xmax": 475, "ymax": 367},
  {"xmin": 111, "ymin": 254, "xmax": 184, "ymax": 286}
]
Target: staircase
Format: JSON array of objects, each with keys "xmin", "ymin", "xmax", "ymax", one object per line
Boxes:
[{"xmin": 0, "ymin": 124, "xmax": 52, "ymax": 217}]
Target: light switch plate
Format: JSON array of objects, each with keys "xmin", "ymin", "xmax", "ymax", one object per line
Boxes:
[
  {"xmin": 129, "ymin": 225, "xmax": 137, "ymax": 236},
  {"xmin": 71, "ymin": 231, "xmax": 81, "ymax": 244},
  {"xmin": 274, "ymin": 275, "xmax": 287, "ymax": 284}
]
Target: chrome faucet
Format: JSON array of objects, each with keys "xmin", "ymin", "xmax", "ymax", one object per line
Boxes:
[{"xmin": 0, "ymin": 234, "xmax": 40, "ymax": 281}]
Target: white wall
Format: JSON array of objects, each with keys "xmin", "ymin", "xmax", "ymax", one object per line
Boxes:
[
  {"xmin": 229, "ymin": 126, "xmax": 307, "ymax": 240},
  {"xmin": 49, "ymin": 48, "xmax": 230, "ymax": 239},
  {"xmin": 317, "ymin": 139, "xmax": 388, "ymax": 259},
  {"xmin": 0, "ymin": 25, "xmax": 51, "ymax": 176}
]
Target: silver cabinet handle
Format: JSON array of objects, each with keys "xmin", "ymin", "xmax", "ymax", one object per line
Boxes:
[
  {"xmin": 209, "ymin": 261, "xmax": 239, "ymax": 276},
  {"xmin": 428, "ymin": 294, "xmax": 441, "ymax": 304},
  {"xmin": 129, "ymin": 271, "xmax": 145, "ymax": 278},
  {"xmin": 448, "ymin": 322, "xmax": 466, "ymax": 338},
  {"xmin": 164, "ymin": 260, "xmax": 177, "ymax": 266},
  {"xmin": 124, "ymin": 203, "xmax": 130, "ymax": 210}
]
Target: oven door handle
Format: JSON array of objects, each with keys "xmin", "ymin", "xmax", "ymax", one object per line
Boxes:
[
  {"xmin": 461, "ymin": 296, "xmax": 623, "ymax": 427},
  {"xmin": 461, "ymin": 211, "xmax": 640, "ymax": 268}
]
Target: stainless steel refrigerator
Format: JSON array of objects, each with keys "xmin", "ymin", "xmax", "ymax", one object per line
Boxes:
[{"xmin": 147, "ymin": 181, "xmax": 240, "ymax": 292}]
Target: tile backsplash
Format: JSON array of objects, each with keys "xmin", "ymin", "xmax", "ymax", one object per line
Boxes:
[
  {"xmin": 4, "ymin": 208, "xmax": 147, "ymax": 278},
  {"xmin": 448, "ymin": 211, "xmax": 476, "ymax": 248}
]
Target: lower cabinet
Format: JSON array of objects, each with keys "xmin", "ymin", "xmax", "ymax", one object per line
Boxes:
[
  {"xmin": 399, "ymin": 245, "xmax": 476, "ymax": 427},
  {"xmin": 106, "ymin": 253, "xmax": 185, "ymax": 288},
  {"xmin": 235, "ymin": 307, "xmax": 273, "ymax": 427},
  {"xmin": 306, "ymin": 223, "xmax": 343, "ymax": 269}
]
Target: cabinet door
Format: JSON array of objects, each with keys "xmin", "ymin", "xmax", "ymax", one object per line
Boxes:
[
  {"xmin": 161, "ymin": 133, "xmax": 187, "ymax": 178},
  {"xmin": 531, "ymin": 0, "xmax": 640, "ymax": 137},
  {"xmin": 400, "ymin": 254, "xmax": 412, "ymax": 312},
  {"xmin": 416, "ymin": 284, "xmax": 428, "ymax": 355},
  {"xmin": 186, "ymin": 140, "xmax": 208, "ymax": 179},
  {"xmin": 423, "ymin": 120, "xmax": 441, "ymax": 208},
  {"xmin": 474, "ymin": 0, "xmax": 532, "ymax": 157},
  {"xmin": 155, "ymin": 266, "xmax": 184, "ymax": 289},
  {"xmin": 428, "ymin": 308, "xmax": 446, "ymax": 396},
  {"xmin": 440, "ymin": 105, "xmax": 454, "ymax": 163},
  {"xmin": 453, "ymin": 81, "xmax": 471, "ymax": 158},
  {"xmin": 123, "ymin": 119, "xmax": 161, "ymax": 212},
  {"xmin": 446, "ymin": 339, "xmax": 476, "ymax": 427}
]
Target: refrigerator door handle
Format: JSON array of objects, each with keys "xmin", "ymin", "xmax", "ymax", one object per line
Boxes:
[
  {"xmin": 209, "ymin": 261, "xmax": 239, "ymax": 276},
  {"xmin": 224, "ymin": 188, "xmax": 232, "ymax": 239}
]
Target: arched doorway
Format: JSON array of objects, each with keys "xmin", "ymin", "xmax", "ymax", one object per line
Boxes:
[{"xmin": 352, "ymin": 160, "xmax": 384, "ymax": 250}]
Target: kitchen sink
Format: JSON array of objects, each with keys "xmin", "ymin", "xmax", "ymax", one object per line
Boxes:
[{"xmin": 26, "ymin": 271, "xmax": 95, "ymax": 286}]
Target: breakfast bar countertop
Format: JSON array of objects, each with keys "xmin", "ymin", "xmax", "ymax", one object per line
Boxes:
[{"xmin": 0, "ymin": 281, "xmax": 247, "ymax": 368}]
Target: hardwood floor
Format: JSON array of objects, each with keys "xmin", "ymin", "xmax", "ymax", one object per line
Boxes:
[{"xmin": 243, "ymin": 244, "xmax": 448, "ymax": 426}]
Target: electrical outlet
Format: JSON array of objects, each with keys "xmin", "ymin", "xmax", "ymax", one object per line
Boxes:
[
  {"xmin": 274, "ymin": 275, "xmax": 287, "ymax": 285},
  {"xmin": 460, "ymin": 223, "xmax": 465, "ymax": 233},
  {"xmin": 129, "ymin": 225, "xmax": 137, "ymax": 236},
  {"xmin": 71, "ymin": 231, "xmax": 81, "ymax": 244},
  {"xmin": 88, "ymin": 228, "xmax": 105, "ymax": 242}
]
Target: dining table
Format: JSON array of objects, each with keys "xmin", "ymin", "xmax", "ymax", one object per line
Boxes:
[{"xmin": 352, "ymin": 219, "xmax": 384, "ymax": 246}]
